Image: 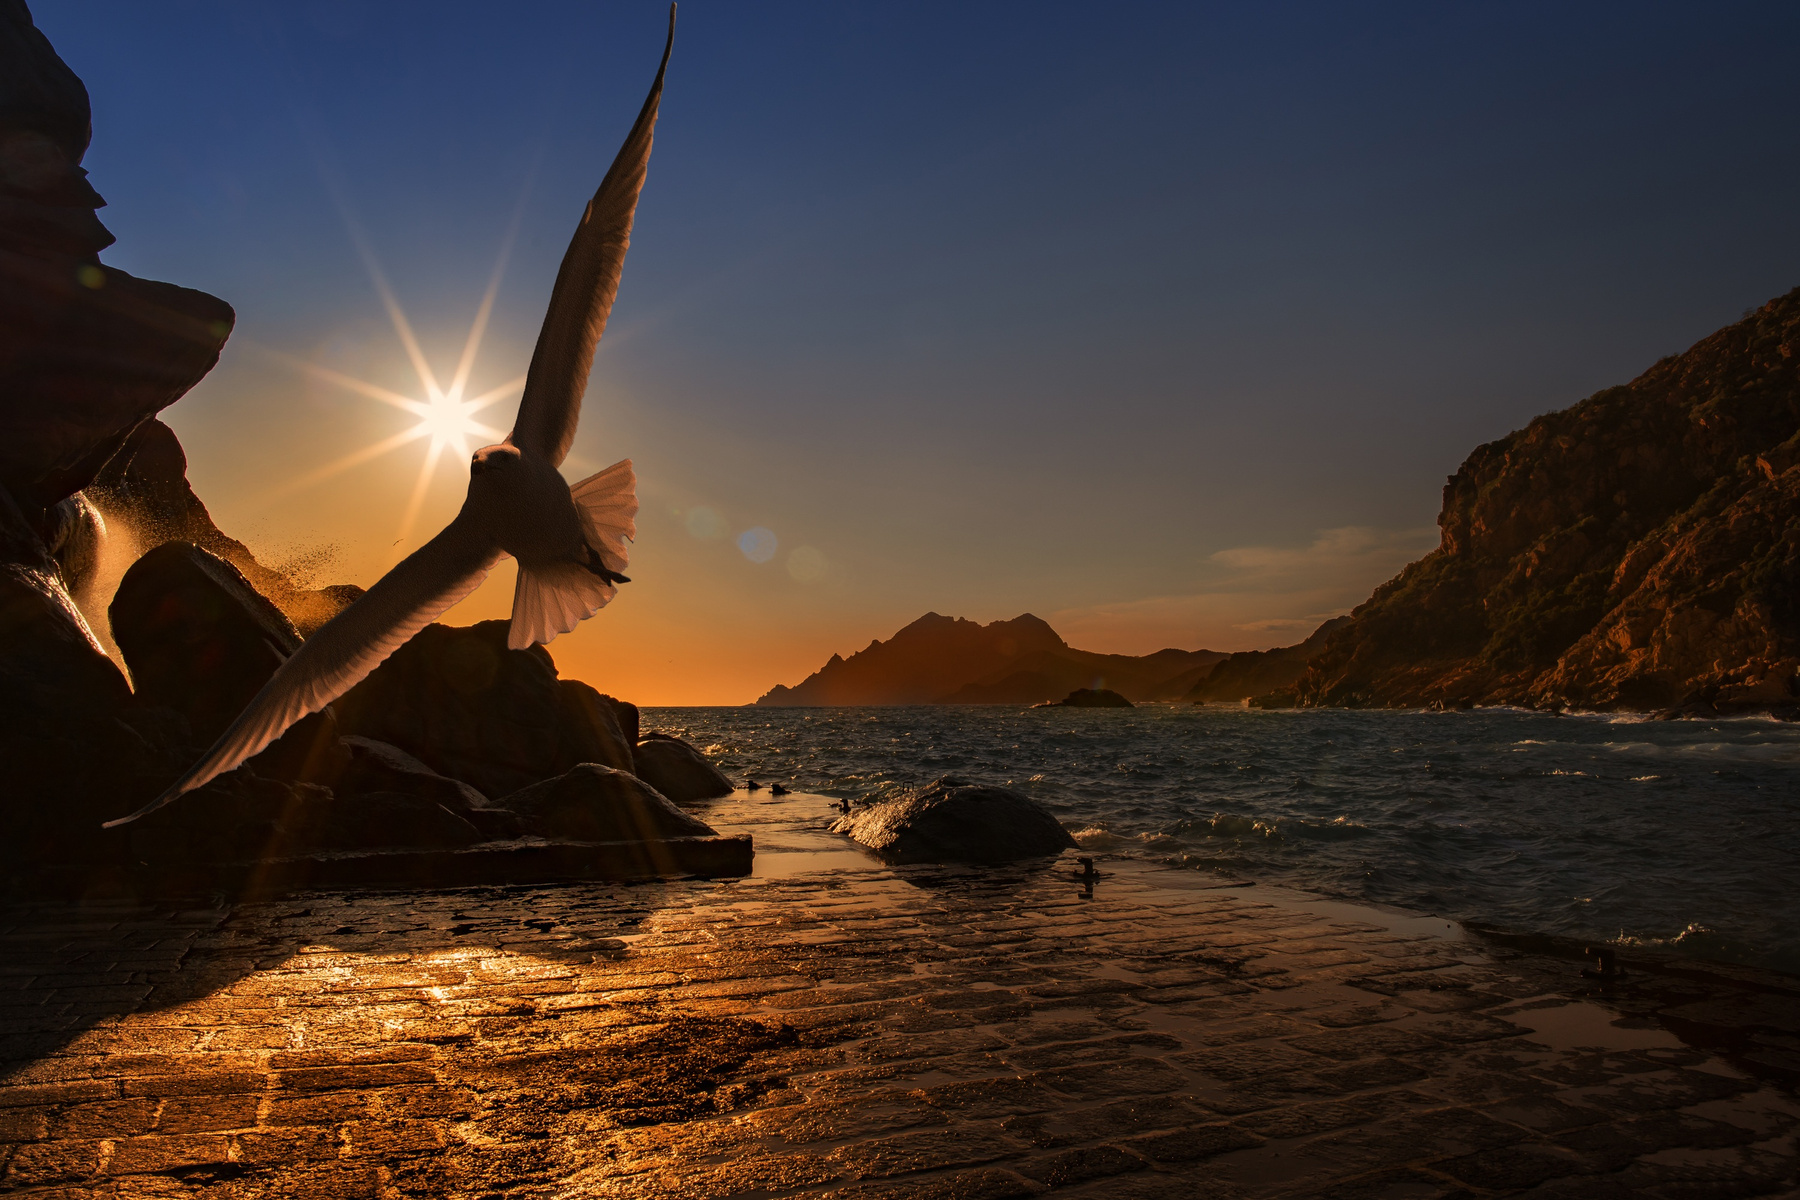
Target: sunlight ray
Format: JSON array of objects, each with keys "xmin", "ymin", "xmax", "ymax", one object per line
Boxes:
[
  {"xmin": 464, "ymin": 374, "xmax": 528, "ymax": 412},
  {"xmin": 359, "ymin": 249, "xmax": 443, "ymax": 402},
  {"xmin": 449, "ymin": 160, "xmax": 538, "ymax": 402},
  {"xmin": 311, "ymin": 155, "xmax": 444, "ymax": 401},
  {"xmin": 448, "ymin": 232, "xmax": 516, "ymax": 402},
  {"xmin": 391, "ymin": 438, "xmax": 447, "ymax": 564},
  {"xmin": 248, "ymin": 345, "xmax": 428, "ymax": 414},
  {"xmin": 252, "ymin": 425, "xmax": 430, "ymax": 506}
]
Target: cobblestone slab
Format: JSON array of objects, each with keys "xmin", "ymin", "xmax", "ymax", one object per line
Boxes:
[{"xmin": 1, "ymin": 795, "xmax": 1796, "ymax": 1198}]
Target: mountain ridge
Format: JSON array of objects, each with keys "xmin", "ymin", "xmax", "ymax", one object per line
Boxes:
[
  {"xmin": 754, "ymin": 612, "xmax": 1350, "ymax": 707},
  {"xmin": 756, "ymin": 612, "xmax": 1233, "ymax": 706}
]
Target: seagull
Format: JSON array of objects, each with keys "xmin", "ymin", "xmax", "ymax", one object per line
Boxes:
[{"xmin": 104, "ymin": 9, "xmax": 676, "ymax": 829}]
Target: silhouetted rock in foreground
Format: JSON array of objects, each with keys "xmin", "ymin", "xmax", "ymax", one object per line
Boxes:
[
  {"xmin": 0, "ymin": 2, "xmax": 747, "ymax": 896},
  {"xmin": 0, "ymin": 1, "xmax": 232, "ymax": 833},
  {"xmin": 331, "ymin": 620, "xmax": 636, "ymax": 798},
  {"xmin": 632, "ymin": 733, "xmax": 734, "ymax": 803},
  {"xmin": 833, "ymin": 776, "xmax": 1076, "ymax": 864},
  {"xmin": 1039, "ymin": 688, "xmax": 1133, "ymax": 708},
  {"xmin": 125, "ymin": 775, "xmax": 483, "ymax": 868},
  {"xmin": 1294, "ymin": 287, "xmax": 1800, "ymax": 714},
  {"xmin": 110, "ymin": 542, "xmax": 301, "ymax": 742},
  {"xmin": 499, "ymin": 765, "xmax": 717, "ymax": 843}
]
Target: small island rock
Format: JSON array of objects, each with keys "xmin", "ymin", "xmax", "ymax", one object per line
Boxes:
[
  {"xmin": 632, "ymin": 733, "xmax": 734, "ymax": 803},
  {"xmin": 832, "ymin": 776, "xmax": 1076, "ymax": 864}
]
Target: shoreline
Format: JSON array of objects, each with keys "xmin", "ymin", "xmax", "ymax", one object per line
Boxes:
[{"xmin": 0, "ymin": 789, "xmax": 1795, "ymax": 1196}]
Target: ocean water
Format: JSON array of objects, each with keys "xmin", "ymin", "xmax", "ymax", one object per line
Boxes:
[{"xmin": 645, "ymin": 704, "xmax": 1800, "ymax": 974}]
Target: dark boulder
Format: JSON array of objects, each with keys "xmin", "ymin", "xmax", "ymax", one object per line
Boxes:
[
  {"xmin": 632, "ymin": 733, "xmax": 734, "ymax": 803},
  {"xmin": 1039, "ymin": 687, "xmax": 1133, "ymax": 708},
  {"xmin": 339, "ymin": 735, "xmax": 488, "ymax": 810},
  {"xmin": 0, "ymin": 482, "xmax": 128, "ymax": 727},
  {"xmin": 123, "ymin": 774, "xmax": 482, "ymax": 866},
  {"xmin": 832, "ymin": 776, "xmax": 1076, "ymax": 864},
  {"xmin": 498, "ymin": 764, "xmax": 716, "ymax": 843},
  {"xmin": 110, "ymin": 541, "xmax": 302, "ymax": 743},
  {"xmin": 331, "ymin": 620, "xmax": 636, "ymax": 797}
]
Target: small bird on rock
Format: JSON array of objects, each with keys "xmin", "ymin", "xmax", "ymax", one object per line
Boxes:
[{"xmin": 104, "ymin": 9, "xmax": 677, "ymax": 829}]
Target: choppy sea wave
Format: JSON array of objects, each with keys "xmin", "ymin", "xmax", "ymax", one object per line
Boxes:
[{"xmin": 649, "ymin": 704, "xmax": 1800, "ymax": 974}]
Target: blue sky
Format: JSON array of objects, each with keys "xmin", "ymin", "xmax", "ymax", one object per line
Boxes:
[{"xmin": 35, "ymin": 1, "xmax": 1800, "ymax": 700}]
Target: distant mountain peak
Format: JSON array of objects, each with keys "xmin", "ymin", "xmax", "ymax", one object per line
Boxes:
[{"xmin": 755, "ymin": 611, "xmax": 1213, "ymax": 706}]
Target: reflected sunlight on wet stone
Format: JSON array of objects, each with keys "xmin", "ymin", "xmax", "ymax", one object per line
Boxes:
[{"xmin": 6, "ymin": 793, "xmax": 1794, "ymax": 1198}]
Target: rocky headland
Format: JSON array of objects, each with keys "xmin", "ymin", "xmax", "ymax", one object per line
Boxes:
[{"xmin": 1290, "ymin": 288, "xmax": 1800, "ymax": 715}]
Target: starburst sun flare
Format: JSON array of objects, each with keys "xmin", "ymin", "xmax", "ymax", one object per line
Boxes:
[{"xmin": 250, "ymin": 221, "xmax": 529, "ymax": 557}]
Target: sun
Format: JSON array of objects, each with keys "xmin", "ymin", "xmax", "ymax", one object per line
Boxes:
[{"xmin": 252, "ymin": 217, "xmax": 525, "ymax": 557}]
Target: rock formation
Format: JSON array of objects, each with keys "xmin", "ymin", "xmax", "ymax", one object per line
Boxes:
[
  {"xmin": 832, "ymin": 776, "xmax": 1077, "ymax": 864},
  {"xmin": 633, "ymin": 733, "xmax": 735, "ymax": 802},
  {"xmin": 1293, "ymin": 289, "xmax": 1800, "ymax": 714},
  {"xmin": 757, "ymin": 612, "xmax": 1225, "ymax": 706},
  {"xmin": 499, "ymin": 764, "xmax": 717, "ymax": 843},
  {"xmin": 0, "ymin": 0, "xmax": 233, "ymax": 844},
  {"xmin": 0, "ymin": 7, "xmax": 748, "ymax": 894},
  {"xmin": 329, "ymin": 620, "xmax": 637, "ymax": 798}
]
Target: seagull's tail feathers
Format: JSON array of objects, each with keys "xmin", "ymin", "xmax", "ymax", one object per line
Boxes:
[
  {"xmin": 509, "ymin": 560, "xmax": 616, "ymax": 650},
  {"xmin": 506, "ymin": 460, "xmax": 635, "ymax": 651},
  {"xmin": 571, "ymin": 457, "xmax": 637, "ymax": 574}
]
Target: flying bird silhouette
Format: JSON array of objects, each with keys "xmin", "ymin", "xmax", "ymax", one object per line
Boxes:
[{"xmin": 104, "ymin": 9, "xmax": 676, "ymax": 829}]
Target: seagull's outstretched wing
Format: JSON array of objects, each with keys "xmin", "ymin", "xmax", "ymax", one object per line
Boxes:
[
  {"xmin": 103, "ymin": 516, "xmax": 502, "ymax": 828},
  {"xmin": 509, "ymin": 5, "xmax": 674, "ymax": 468}
]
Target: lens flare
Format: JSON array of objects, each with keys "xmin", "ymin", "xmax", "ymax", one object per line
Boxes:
[
  {"xmin": 737, "ymin": 527, "xmax": 778, "ymax": 563},
  {"xmin": 685, "ymin": 506, "xmax": 727, "ymax": 539}
]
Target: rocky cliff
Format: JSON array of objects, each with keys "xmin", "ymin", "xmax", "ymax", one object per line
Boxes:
[
  {"xmin": 756, "ymin": 612, "xmax": 1225, "ymax": 706},
  {"xmin": 1293, "ymin": 288, "xmax": 1800, "ymax": 714}
]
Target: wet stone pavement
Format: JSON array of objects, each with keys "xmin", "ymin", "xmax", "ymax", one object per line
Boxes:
[{"xmin": 1, "ymin": 792, "xmax": 1797, "ymax": 1198}]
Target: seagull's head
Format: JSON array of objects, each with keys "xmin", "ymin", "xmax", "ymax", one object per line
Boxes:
[{"xmin": 470, "ymin": 442, "xmax": 522, "ymax": 480}]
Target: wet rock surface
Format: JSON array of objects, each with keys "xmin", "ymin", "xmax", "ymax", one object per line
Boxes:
[
  {"xmin": 499, "ymin": 763, "xmax": 717, "ymax": 843},
  {"xmin": 833, "ymin": 776, "xmax": 1078, "ymax": 864},
  {"xmin": 633, "ymin": 732, "xmax": 735, "ymax": 803},
  {"xmin": 0, "ymin": 812, "xmax": 1793, "ymax": 1197}
]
